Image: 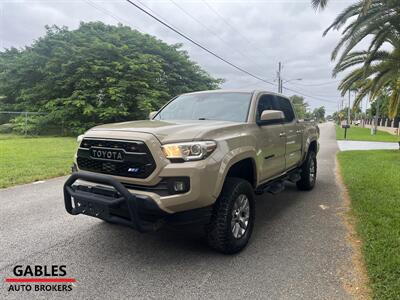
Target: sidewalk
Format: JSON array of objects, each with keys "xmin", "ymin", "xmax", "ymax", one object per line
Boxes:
[{"xmin": 337, "ymin": 140, "xmax": 400, "ymax": 151}]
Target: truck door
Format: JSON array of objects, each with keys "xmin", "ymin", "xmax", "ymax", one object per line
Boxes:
[
  {"xmin": 255, "ymin": 94, "xmax": 286, "ymax": 182},
  {"xmin": 276, "ymin": 96, "xmax": 303, "ymax": 169}
]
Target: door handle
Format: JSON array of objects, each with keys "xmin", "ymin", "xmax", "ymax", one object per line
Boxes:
[
  {"xmin": 279, "ymin": 132, "xmax": 286, "ymax": 137},
  {"xmin": 296, "ymin": 130, "xmax": 302, "ymax": 134}
]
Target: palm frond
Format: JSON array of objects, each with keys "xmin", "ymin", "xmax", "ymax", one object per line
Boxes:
[
  {"xmin": 311, "ymin": 0, "xmax": 329, "ymax": 10},
  {"xmin": 388, "ymin": 87, "xmax": 399, "ymax": 119},
  {"xmin": 321, "ymin": 0, "xmax": 400, "ymax": 119},
  {"xmin": 352, "ymin": 80, "xmax": 373, "ymax": 111},
  {"xmin": 323, "ymin": 2, "xmax": 363, "ymax": 36}
]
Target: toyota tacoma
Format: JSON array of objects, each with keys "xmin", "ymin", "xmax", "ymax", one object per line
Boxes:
[{"xmin": 64, "ymin": 90, "xmax": 319, "ymax": 254}]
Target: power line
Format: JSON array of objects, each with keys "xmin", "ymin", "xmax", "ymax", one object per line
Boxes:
[
  {"xmin": 200, "ymin": 0, "xmax": 278, "ymax": 66},
  {"xmin": 236, "ymin": 78, "xmax": 276, "ymax": 89},
  {"xmin": 283, "ymin": 86, "xmax": 339, "ymax": 104},
  {"xmin": 136, "ymin": 0, "xmax": 176, "ymax": 27},
  {"xmin": 200, "ymin": 0, "xmax": 255, "ymax": 47},
  {"xmin": 88, "ymin": 0, "xmax": 259, "ymax": 81},
  {"xmin": 284, "ymin": 83, "xmax": 341, "ymax": 99},
  {"xmin": 89, "ymin": 0, "xmax": 270, "ymax": 89},
  {"xmin": 288, "ymin": 79, "xmax": 342, "ymax": 87},
  {"xmin": 85, "ymin": 0, "xmax": 141, "ymax": 32},
  {"xmin": 124, "ymin": 0, "xmax": 276, "ymax": 87},
  {"xmin": 169, "ymin": 0, "xmax": 251, "ymax": 61},
  {"xmin": 124, "ymin": 0, "xmax": 337, "ymax": 104},
  {"xmin": 168, "ymin": 0, "xmax": 229, "ymax": 44}
]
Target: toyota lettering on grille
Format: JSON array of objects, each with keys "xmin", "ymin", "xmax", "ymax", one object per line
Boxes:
[{"xmin": 90, "ymin": 147, "xmax": 124, "ymax": 161}]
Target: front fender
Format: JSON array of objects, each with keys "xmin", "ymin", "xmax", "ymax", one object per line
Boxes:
[
  {"xmin": 212, "ymin": 144, "xmax": 257, "ymax": 198},
  {"xmin": 301, "ymin": 137, "xmax": 319, "ymax": 163}
]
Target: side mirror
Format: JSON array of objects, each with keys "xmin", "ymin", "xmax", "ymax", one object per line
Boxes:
[
  {"xmin": 149, "ymin": 111, "xmax": 158, "ymax": 120},
  {"xmin": 260, "ymin": 110, "xmax": 284, "ymax": 122}
]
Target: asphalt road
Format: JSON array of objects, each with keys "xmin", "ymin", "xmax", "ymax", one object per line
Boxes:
[{"xmin": 1, "ymin": 123, "xmax": 356, "ymax": 299}]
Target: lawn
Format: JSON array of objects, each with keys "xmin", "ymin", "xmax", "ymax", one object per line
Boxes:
[
  {"xmin": 336, "ymin": 125, "xmax": 399, "ymax": 142},
  {"xmin": 337, "ymin": 150, "xmax": 400, "ymax": 299},
  {"xmin": 0, "ymin": 134, "xmax": 77, "ymax": 188}
]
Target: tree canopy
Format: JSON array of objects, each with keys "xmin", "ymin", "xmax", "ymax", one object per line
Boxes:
[
  {"xmin": 0, "ymin": 22, "xmax": 222, "ymax": 134},
  {"xmin": 289, "ymin": 95, "xmax": 310, "ymax": 119},
  {"xmin": 312, "ymin": 106, "xmax": 326, "ymax": 122}
]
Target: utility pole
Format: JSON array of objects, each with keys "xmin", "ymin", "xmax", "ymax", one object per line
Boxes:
[{"xmin": 277, "ymin": 62, "xmax": 282, "ymax": 93}]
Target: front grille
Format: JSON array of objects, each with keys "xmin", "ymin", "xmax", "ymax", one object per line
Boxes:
[
  {"xmin": 77, "ymin": 138, "xmax": 156, "ymax": 179},
  {"xmin": 80, "ymin": 139, "xmax": 149, "ymax": 153}
]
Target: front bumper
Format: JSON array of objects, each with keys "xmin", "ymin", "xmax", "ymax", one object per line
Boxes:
[{"xmin": 63, "ymin": 171, "xmax": 212, "ymax": 232}]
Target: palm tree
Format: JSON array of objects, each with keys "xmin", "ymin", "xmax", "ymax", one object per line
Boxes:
[
  {"xmin": 311, "ymin": 0, "xmax": 329, "ymax": 10},
  {"xmin": 336, "ymin": 48, "xmax": 399, "ymax": 119},
  {"xmin": 335, "ymin": 24, "xmax": 400, "ymax": 118},
  {"xmin": 312, "ymin": 0, "xmax": 372, "ymax": 12},
  {"xmin": 316, "ymin": 0, "xmax": 400, "ymax": 119},
  {"xmin": 323, "ymin": 1, "xmax": 399, "ymax": 64}
]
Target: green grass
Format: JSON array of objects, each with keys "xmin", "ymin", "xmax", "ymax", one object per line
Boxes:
[
  {"xmin": 0, "ymin": 134, "xmax": 77, "ymax": 188},
  {"xmin": 0, "ymin": 133, "xmax": 25, "ymax": 140},
  {"xmin": 338, "ymin": 150, "xmax": 400, "ymax": 299},
  {"xmin": 336, "ymin": 125, "xmax": 399, "ymax": 142}
]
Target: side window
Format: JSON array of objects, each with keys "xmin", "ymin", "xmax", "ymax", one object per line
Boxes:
[
  {"xmin": 277, "ymin": 97, "xmax": 295, "ymax": 122},
  {"xmin": 256, "ymin": 94, "xmax": 279, "ymax": 121}
]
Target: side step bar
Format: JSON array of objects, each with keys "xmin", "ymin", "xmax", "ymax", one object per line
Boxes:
[
  {"xmin": 255, "ymin": 169, "xmax": 301, "ymax": 195},
  {"xmin": 266, "ymin": 181, "xmax": 285, "ymax": 195}
]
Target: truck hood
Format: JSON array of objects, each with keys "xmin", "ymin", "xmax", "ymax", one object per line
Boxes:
[{"xmin": 88, "ymin": 120, "xmax": 244, "ymax": 143}]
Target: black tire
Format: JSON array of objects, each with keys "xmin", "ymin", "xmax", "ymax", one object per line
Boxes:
[
  {"xmin": 206, "ymin": 177, "xmax": 255, "ymax": 254},
  {"xmin": 296, "ymin": 150, "xmax": 317, "ymax": 191}
]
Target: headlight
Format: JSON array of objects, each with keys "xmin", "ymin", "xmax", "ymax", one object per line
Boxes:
[
  {"xmin": 161, "ymin": 141, "xmax": 217, "ymax": 161},
  {"xmin": 77, "ymin": 134, "xmax": 84, "ymax": 143}
]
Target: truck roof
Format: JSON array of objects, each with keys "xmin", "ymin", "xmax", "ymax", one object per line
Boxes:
[{"xmin": 183, "ymin": 89, "xmax": 287, "ymax": 98}]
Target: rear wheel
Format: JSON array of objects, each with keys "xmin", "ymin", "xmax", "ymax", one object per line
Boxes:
[
  {"xmin": 296, "ymin": 151, "xmax": 317, "ymax": 191},
  {"xmin": 206, "ymin": 177, "xmax": 255, "ymax": 254}
]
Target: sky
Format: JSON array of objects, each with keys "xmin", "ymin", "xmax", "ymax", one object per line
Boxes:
[{"xmin": 0, "ymin": 0, "xmax": 365, "ymax": 115}]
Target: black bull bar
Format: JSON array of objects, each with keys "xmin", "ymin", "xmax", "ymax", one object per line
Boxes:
[{"xmin": 63, "ymin": 171, "xmax": 164, "ymax": 232}]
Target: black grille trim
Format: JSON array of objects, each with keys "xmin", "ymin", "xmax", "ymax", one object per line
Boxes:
[
  {"xmin": 77, "ymin": 139, "xmax": 156, "ymax": 179},
  {"xmin": 79, "ymin": 138, "xmax": 149, "ymax": 153}
]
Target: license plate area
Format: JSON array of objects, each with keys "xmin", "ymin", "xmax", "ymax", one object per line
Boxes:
[{"xmin": 73, "ymin": 197, "xmax": 108, "ymax": 218}]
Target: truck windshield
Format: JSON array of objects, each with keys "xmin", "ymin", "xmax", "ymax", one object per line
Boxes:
[{"xmin": 154, "ymin": 92, "xmax": 252, "ymax": 122}]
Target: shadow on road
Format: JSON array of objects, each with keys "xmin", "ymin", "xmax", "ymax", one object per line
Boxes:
[{"xmin": 83, "ymin": 182, "xmax": 304, "ymax": 261}]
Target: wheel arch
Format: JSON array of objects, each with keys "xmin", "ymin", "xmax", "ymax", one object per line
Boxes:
[
  {"xmin": 308, "ymin": 140, "xmax": 318, "ymax": 154},
  {"xmin": 213, "ymin": 150, "xmax": 258, "ymax": 199},
  {"xmin": 301, "ymin": 138, "xmax": 318, "ymax": 164}
]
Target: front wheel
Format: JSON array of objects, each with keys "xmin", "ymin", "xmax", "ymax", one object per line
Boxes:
[
  {"xmin": 296, "ymin": 151, "xmax": 317, "ymax": 191},
  {"xmin": 206, "ymin": 177, "xmax": 255, "ymax": 254}
]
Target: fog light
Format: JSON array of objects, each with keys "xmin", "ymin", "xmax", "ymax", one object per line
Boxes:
[
  {"xmin": 173, "ymin": 181, "xmax": 185, "ymax": 192},
  {"xmin": 166, "ymin": 177, "xmax": 190, "ymax": 194}
]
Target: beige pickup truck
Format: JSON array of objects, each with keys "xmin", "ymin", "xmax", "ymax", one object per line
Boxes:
[{"xmin": 64, "ymin": 90, "xmax": 319, "ymax": 253}]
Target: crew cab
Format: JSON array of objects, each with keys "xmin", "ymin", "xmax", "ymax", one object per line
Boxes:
[{"xmin": 64, "ymin": 90, "xmax": 319, "ymax": 253}]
